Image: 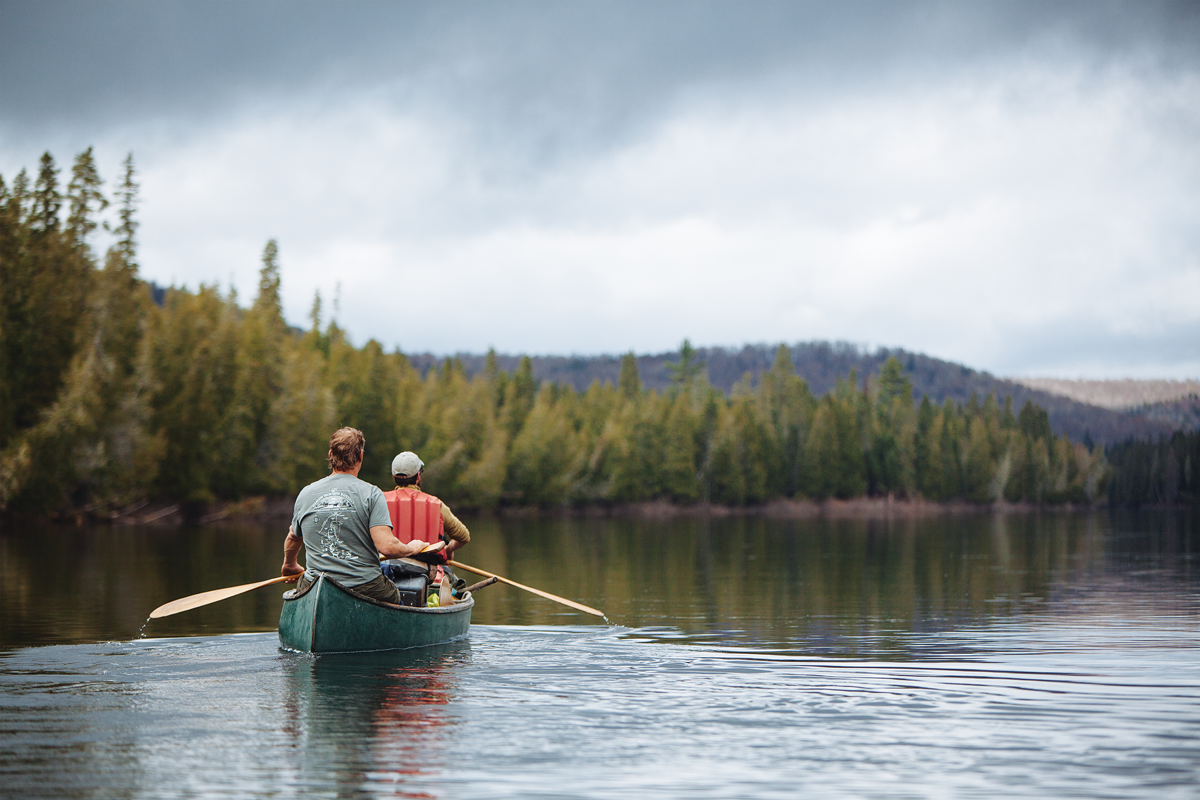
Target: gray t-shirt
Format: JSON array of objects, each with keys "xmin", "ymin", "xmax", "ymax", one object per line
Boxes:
[{"xmin": 292, "ymin": 473, "xmax": 392, "ymax": 587}]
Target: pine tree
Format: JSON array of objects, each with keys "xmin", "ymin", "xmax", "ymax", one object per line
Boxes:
[
  {"xmin": 707, "ymin": 403, "xmax": 746, "ymax": 504},
  {"xmin": 803, "ymin": 398, "xmax": 839, "ymax": 499},
  {"xmin": 666, "ymin": 339, "xmax": 705, "ymax": 386},
  {"xmin": 147, "ymin": 286, "xmax": 243, "ymax": 502},
  {"xmin": 507, "ymin": 388, "xmax": 581, "ymax": 506},
  {"xmin": 215, "ymin": 240, "xmax": 290, "ymax": 495},
  {"xmin": 938, "ymin": 399, "xmax": 962, "ymax": 499},
  {"xmin": 961, "ymin": 416, "xmax": 993, "ymax": 502},
  {"xmin": 660, "ymin": 390, "xmax": 700, "ymax": 501},
  {"xmin": 504, "ymin": 356, "xmax": 537, "ymax": 439},
  {"xmin": 914, "ymin": 396, "xmax": 943, "ymax": 499},
  {"xmin": 31, "ymin": 152, "xmax": 61, "ymax": 234},
  {"xmin": 759, "ymin": 344, "xmax": 815, "ymax": 497},
  {"xmin": 451, "ymin": 374, "xmax": 509, "ymax": 508},
  {"xmin": 730, "ymin": 391, "xmax": 776, "ymax": 503},
  {"xmin": 65, "ymin": 147, "xmax": 107, "ymax": 255},
  {"xmin": 618, "ymin": 351, "xmax": 641, "ymax": 400}
]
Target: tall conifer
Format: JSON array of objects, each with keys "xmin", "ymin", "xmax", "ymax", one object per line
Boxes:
[{"xmin": 618, "ymin": 351, "xmax": 641, "ymax": 400}]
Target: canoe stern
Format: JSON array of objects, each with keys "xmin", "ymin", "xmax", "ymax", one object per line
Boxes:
[{"xmin": 278, "ymin": 574, "xmax": 472, "ymax": 654}]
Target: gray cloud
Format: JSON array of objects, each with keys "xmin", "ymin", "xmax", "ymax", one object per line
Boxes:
[
  {"xmin": 3, "ymin": 1, "xmax": 1197, "ymax": 155},
  {"xmin": 2, "ymin": 1, "xmax": 1197, "ymax": 377}
]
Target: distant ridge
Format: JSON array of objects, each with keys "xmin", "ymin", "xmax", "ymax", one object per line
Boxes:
[{"xmin": 404, "ymin": 342, "xmax": 1193, "ymax": 446}]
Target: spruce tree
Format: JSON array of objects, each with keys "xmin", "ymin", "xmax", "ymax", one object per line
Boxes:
[
  {"xmin": 803, "ymin": 398, "xmax": 839, "ymax": 499},
  {"xmin": 660, "ymin": 390, "xmax": 700, "ymax": 502},
  {"xmin": 760, "ymin": 344, "xmax": 814, "ymax": 497},
  {"xmin": 666, "ymin": 339, "xmax": 705, "ymax": 386},
  {"xmin": 65, "ymin": 147, "xmax": 107, "ymax": 254},
  {"xmin": 31, "ymin": 152, "xmax": 61, "ymax": 234},
  {"xmin": 618, "ymin": 351, "xmax": 641, "ymax": 400},
  {"xmin": 504, "ymin": 356, "xmax": 537, "ymax": 438},
  {"xmin": 217, "ymin": 240, "xmax": 289, "ymax": 494}
]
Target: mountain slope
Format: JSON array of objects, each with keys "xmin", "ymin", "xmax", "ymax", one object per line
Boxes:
[{"xmin": 404, "ymin": 342, "xmax": 1186, "ymax": 445}]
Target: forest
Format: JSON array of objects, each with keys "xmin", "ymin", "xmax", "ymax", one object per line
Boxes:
[{"xmin": 1, "ymin": 150, "xmax": 1192, "ymax": 517}]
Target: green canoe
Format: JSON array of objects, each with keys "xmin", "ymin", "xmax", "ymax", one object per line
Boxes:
[{"xmin": 278, "ymin": 573, "xmax": 473, "ymax": 654}]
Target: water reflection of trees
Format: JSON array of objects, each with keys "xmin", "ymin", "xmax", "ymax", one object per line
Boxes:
[
  {"xmin": 0, "ymin": 521, "xmax": 291, "ymax": 647},
  {"xmin": 281, "ymin": 644, "xmax": 466, "ymax": 798},
  {"xmin": 466, "ymin": 513, "xmax": 1196, "ymax": 655},
  {"xmin": 2, "ymin": 512, "xmax": 1195, "ymax": 653}
]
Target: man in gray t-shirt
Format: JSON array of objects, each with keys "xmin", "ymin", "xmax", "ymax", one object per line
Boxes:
[{"xmin": 281, "ymin": 427, "xmax": 440, "ymax": 605}]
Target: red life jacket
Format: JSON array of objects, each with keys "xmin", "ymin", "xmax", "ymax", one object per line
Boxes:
[
  {"xmin": 383, "ymin": 487, "xmax": 447, "ymax": 584},
  {"xmin": 384, "ymin": 487, "xmax": 445, "ymax": 546}
]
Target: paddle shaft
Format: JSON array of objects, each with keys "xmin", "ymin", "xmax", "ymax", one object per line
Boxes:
[
  {"xmin": 149, "ymin": 575, "xmax": 295, "ymax": 619},
  {"xmin": 464, "ymin": 576, "xmax": 499, "ymax": 593},
  {"xmin": 450, "ymin": 561, "xmax": 605, "ymax": 618}
]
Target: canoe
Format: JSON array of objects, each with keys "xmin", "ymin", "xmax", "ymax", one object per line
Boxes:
[{"xmin": 278, "ymin": 572, "xmax": 473, "ymax": 653}]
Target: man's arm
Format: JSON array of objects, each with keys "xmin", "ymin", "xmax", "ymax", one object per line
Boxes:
[
  {"xmin": 371, "ymin": 525, "xmax": 437, "ymax": 559},
  {"xmin": 440, "ymin": 505, "xmax": 470, "ymax": 557},
  {"xmin": 281, "ymin": 526, "xmax": 305, "ymax": 582}
]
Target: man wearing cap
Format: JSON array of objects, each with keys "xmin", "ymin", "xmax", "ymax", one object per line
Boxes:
[
  {"xmin": 280, "ymin": 428, "xmax": 439, "ymax": 604},
  {"xmin": 383, "ymin": 451, "xmax": 471, "ymax": 563}
]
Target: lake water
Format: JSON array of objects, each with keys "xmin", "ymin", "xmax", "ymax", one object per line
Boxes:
[{"xmin": 2, "ymin": 511, "xmax": 1198, "ymax": 798}]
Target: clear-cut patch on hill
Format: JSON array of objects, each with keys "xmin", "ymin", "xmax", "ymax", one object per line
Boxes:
[{"xmin": 1010, "ymin": 379, "xmax": 1200, "ymax": 410}]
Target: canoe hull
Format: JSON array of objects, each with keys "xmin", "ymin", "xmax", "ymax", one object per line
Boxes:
[{"xmin": 278, "ymin": 573, "xmax": 473, "ymax": 653}]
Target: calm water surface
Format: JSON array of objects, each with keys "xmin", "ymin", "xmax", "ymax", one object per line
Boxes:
[{"xmin": 1, "ymin": 511, "xmax": 1197, "ymax": 798}]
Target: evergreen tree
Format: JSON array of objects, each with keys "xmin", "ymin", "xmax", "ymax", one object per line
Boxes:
[
  {"xmin": 451, "ymin": 374, "xmax": 509, "ymax": 508},
  {"xmin": 618, "ymin": 351, "xmax": 641, "ymax": 400},
  {"xmin": 31, "ymin": 152, "xmax": 61, "ymax": 234},
  {"xmin": 147, "ymin": 286, "xmax": 243, "ymax": 502},
  {"xmin": 660, "ymin": 390, "xmax": 700, "ymax": 501},
  {"xmin": 216, "ymin": 240, "xmax": 290, "ymax": 494},
  {"xmin": 65, "ymin": 147, "xmax": 107, "ymax": 254},
  {"xmin": 504, "ymin": 356, "xmax": 537, "ymax": 439},
  {"xmin": 831, "ymin": 376, "xmax": 867, "ymax": 498},
  {"xmin": 914, "ymin": 396, "xmax": 944, "ymax": 499},
  {"xmin": 961, "ymin": 416, "xmax": 993, "ymax": 502},
  {"xmin": 507, "ymin": 388, "xmax": 581, "ymax": 506},
  {"xmin": 666, "ymin": 338, "xmax": 705, "ymax": 386},
  {"xmin": 938, "ymin": 399, "xmax": 962, "ymax": 499},
  {"xmin": 483, "ymin": 348, "xmax": 508, "ymax": 411},
  {"xmin": 869, "ymin": 357, "xmax": 915, "ymax": 496},
  {"xmin": 759, "ymin": 344, "xmax": 815, "ymax": 497},
  {"xmin": 803, "ymin": 398, "xmax": 839, "ymax": 499}
]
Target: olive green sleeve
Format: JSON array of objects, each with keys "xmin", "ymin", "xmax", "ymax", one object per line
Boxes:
[{"xmin": 440, "ymin": 503, "xmax": 470, "ymax": 544}]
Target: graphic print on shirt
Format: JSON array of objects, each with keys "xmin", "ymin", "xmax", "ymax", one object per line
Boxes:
[{"xmin": 310, "ymin": 490, "xmax": 364, "ymax": 563}]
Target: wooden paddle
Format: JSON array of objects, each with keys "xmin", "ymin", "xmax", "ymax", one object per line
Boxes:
[
  {"xmin": 149, "ymin": 576, "xmax": 295, "ymax": 619},
  {"xmin": 450, "ymin": 561, "xmax": 606, "ymax": 618},
  {"xmin": 154, "ymin": 543, "xmax": 446, "ymax": 620}
]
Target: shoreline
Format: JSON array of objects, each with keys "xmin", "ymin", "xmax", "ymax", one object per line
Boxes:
[{"xmin": 7, "ymin": 495, "xmax": 1185, "ymax": 527}]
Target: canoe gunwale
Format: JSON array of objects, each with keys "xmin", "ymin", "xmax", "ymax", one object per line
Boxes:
[{"xmin": 282, "ymin": 571, "xmax": 474, "ymax": 614}]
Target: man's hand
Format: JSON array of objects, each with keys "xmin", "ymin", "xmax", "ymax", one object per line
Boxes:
[
  {"xmin": 281, "ymin": 562, "xmax": 305, "ymax": 583},
  {"xmin": 408, "ymin": 540, "xmax": 444, "ymax": 557}
]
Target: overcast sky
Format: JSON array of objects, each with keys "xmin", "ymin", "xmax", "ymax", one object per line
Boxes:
[{"xmin": 2, "ymin": 0, "xmax": 1197, "ymax": 378}]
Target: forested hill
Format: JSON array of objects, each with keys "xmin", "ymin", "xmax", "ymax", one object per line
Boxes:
[{"xmin": 404, "ymin": 344, "xmax": 1183, "ymax": 446}]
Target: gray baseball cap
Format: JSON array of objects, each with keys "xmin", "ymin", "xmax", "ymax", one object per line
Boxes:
[{"xmin": 391, "ymin": 451, "xmax": 424, "ymax": 477}]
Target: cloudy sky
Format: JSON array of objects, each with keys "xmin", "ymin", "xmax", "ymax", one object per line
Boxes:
[{"xmin": 2, "ymin": 0, "xmax": 1197, "ymax": 377}]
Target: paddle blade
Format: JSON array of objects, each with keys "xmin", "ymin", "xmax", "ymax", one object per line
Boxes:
[{"xmin": 149, "ymin": 576, "xmax": 293, "ymax": 618}]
